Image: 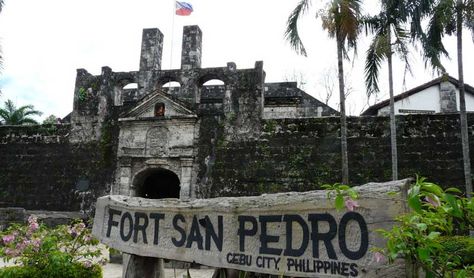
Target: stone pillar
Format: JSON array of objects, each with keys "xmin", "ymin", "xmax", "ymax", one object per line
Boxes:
[
  {"xmin": 117, "ymin": 158, "xmax": 132, "ymax": 196},
  {"xmin": 181, "ymin": 25, "xmax": 202, "ymax": 70},
  {"xmin": 440, "ymin": 81, "xmax": 457, "ymax": 113},
  {"xmin": 124, "ymin": 255, "xmax": 165, "ymax": 278},
  {"xmin": 223, "ymin": 61, "xmax": 265, "ymax": 141},
  {"xmin": 180, "ymin": 158, "xmax": 194, "ymax": 199},
  {"xmin": 138, "ymin": 28, "xmax": 164, "ymax": 96}
]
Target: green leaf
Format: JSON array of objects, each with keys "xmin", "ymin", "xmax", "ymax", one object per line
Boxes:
[
  {"xmin": 335, "ymin": 195, "xmax": 345, "ymax": 210},
  {"xmin": 455, "ymin": 270, "xmax": 467, "ymax": 278},
  {"xmin": 445, "ymin": 187, "xmax": 462, "ymax": 194},
  {"xmin": 321, "ymin": 184, "xmax": 332, "ymax": 190},
  {"xmin": 338, "ymin": 185, "xmax": 350, "ymax": 190},
  {"xmin": 408, "ymin": 195, "xmax": 422, "ymax": 213},
  {"xmin": 348, "ymin": 190, "xmax": 358, "ymax": 199},
  {"xmin": 427, "ymin": 231, "xmax": 440, "ymax": 240},
  {"xmin": 417, "ymin": 247, "xmax": 430, "ymax": 261},
  {"xmin": 444, "ymin": 194, "xmax": 462, "ymax": 218},
  {"xmin": 416, "ymin": 223, "xmax": 427, "ymax": 231},
  {"xmin": 421, "ymin": 182, "xmax": 443, "ymax": 196}
]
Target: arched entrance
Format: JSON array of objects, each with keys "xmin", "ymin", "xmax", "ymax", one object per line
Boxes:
[{"xmin": 133, "ymin": 168, "xmax": 180, "ymax": 199}]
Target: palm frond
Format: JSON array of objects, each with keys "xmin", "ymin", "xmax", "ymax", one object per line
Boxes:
[
  {"xmin": 423, "ymin": 1, "xmax": 454, "ymax": 73},
  {"xmin": 407, "ymin": 0, "xmax": 437, "ymax": 40},
  {"xmin": 18, "ymin": 118, "xmax": 39, "ymax": 125},
  {"xmin": 465, "ymin": 0, "xmax": 474, "ymax": 41},
  {"xmin": 364, "ymin": 35, "xmax": 387, "ymax": 95},
  {"xmin": 361, "ymin": 14, "xmax": 383, "ymax": 35},
  {"xmin": 0, "ymin": 109, "xmax": 9, "ymax": 124},
  {"xmin": 337, "ymin": 0, "xmax": 362, "ymax": 50},
  {"xmin": 393, "ymin": 23, "xmax": 413, "ymax": 87},
  {"xmin": 0, "ymin": 99, "xmax": 42, "ymax": 125},
  {"xmin": 5, "ymin": 100, "xmax": 16, "ymax": 115},
  {"xmin": 285, "ymin": 0, "xmax": 311, "ymax": 56},
  {"xmin": 18, "ymin": 105, "xmax": 42, "ymax": 118}
]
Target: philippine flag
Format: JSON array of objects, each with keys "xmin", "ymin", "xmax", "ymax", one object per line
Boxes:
[{"xmin": 176, "ymin": 1, "xmax": 193, "ymax": 16}]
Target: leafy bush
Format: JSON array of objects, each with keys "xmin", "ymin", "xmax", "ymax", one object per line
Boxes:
[
  {"xmin": 0, "ymin": 261, "xmax": 102, "ymax": 278},
  {"xmin": 375, "ymin": 177, "xmax": 474, "ymax": 278},
  {"xmin": 0, "ymin": 217, "xmax": 104, "ymax": 278}
]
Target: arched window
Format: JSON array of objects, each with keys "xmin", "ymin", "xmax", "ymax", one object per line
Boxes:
[
  {"xmin": 161, "ymin": 81, "xmax": 181, "ymax": 88},
  {"xmin": 123, "ymin": 83, "xmax": 138, "ymax": 89},
  {"xmin": 202, "ymin": 79, "xmax": 225, "ymax": 86}
]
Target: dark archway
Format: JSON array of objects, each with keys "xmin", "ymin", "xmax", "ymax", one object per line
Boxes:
[{"xmin": 135, "ymin": 168, "xmax": 180, "ymax": 199}]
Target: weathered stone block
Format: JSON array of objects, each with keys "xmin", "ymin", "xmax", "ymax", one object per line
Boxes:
[{"xmin": 93, "ymin": 179, "xmax": 409, "ymax": 277}]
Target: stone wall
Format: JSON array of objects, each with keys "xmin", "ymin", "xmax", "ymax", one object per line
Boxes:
[
  {"xmin": 0, "ymin": 124, "xmax": 117, "ymax": 211},
  {"xmin": 197, "ymin": 113, "xmax": 474, "ymax": 197},
  {"xmin": 2, "ymin": 113, "xmax": 473, "ymax": 211}
]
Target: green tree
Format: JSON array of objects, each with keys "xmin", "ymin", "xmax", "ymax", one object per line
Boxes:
[
  {"xmin": 0, "ymin": 99, "xmax": 42, "ymax": 125},
  {"xmin": 42, "ymin": 114, "xmax": 59, "ymax": 125},
  {"xmin": 363, "ymin": 0, "xmax": 413, "ymax": 180},
  {"xmin": 285, "ymin": 0, "xmax": 362, "ymax": 184},
  {"xmin": 414, "ymin": 0, "xmax": 474, "ymax": 196}
]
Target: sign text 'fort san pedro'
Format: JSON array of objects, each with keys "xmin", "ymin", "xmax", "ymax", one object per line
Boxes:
[{"xmin": 93, "ymin": 180, "xmax": 409, "ymax": 277}]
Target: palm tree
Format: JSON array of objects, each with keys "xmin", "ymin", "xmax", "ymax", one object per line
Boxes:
[
  {"xmin": 0, "ymin": 99, "xmax": 43, "ymax": 125},
  {"xmin": 413, "ymin": 0, "xmax": 474, "ymax": 196},
  {"xmin": 285, "ymin": 0, "xmax": 362, "ymax": 184},
  {"xmin": 363, "ymin": 0, "xmax": 412, "ymax": 180}
]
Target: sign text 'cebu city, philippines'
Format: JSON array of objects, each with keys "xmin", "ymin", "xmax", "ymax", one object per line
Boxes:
[{"xmin": 92, "ymin": 180, "xmax": 408, "ymax": 277}]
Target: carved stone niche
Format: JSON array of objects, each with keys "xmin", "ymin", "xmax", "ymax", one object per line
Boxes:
[{"xmin": 145, "ymin": 126, "xmax": 169, "ymax": 157}]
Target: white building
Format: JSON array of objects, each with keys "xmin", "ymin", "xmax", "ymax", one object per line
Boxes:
[{"xmin": 361, "ymin": 75, "xmax": 474, "ymax": 116}]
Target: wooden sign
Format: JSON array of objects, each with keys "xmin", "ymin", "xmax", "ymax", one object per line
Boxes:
[{"xmin": 92, "ymin": 180, "xmax": 409, "ymax": 277}]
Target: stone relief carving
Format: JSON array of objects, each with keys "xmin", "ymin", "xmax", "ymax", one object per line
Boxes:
[{"xmin": 146, "ymin": 126, "xmax": 169, "ymax": 156}]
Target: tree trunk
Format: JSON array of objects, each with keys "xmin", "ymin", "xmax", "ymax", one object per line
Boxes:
[
  {"xmin": 336, "ymin": 35, "xmax": 349, "ymax": 184},
  {"xmin": 387, "ymin": 27, "xmax": 398, "ymax": 180},
  {"xmin": 456, "ymin": 0, "xmax": 473, "ymax": 197}
]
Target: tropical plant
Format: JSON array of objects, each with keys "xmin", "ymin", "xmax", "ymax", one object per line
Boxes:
[
  {"xmin": 322, "ymin": 182, "xmax": 359, "ymax": 211},
  {"xmin": 0, "ymin": 99, "xmax": 42, "ymax": 125},
  {"xmin": 362, "ymin": 0, "xmax": 413, "ymax": 180},
  {"xmin": 0, "ymin": 217, "xmax": 104, "ymax": 277},
  {"xmin": 375, "ymin": 177, "xmax": 474, "ymax": 277},
  {"xmin": 410, "ymin": 0, "xmax": 474, "ymax": 196},
  {"xmin": 285, "ymin": 0, "xmax": 362, "ymax": 184}
]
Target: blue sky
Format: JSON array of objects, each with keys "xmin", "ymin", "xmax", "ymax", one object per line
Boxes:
[{"xmin": 0, "ymin": 0, "xmax": 473, "ymax": 120}]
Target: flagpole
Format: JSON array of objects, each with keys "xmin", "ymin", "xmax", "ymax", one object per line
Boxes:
[
  {"xmin": 170, "ymin": 0, "xmax": 176, "ymax": 71},
  {"xmin": 166, "ymin": 0, "xmax": 176, "ymax": 93}
]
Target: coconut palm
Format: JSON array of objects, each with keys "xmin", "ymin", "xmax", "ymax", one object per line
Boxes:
[
  {"xmin": 413, "ymin": 0, "xmax": 474, "ymax": 196},
  {"xmin": 285, "ymin": 0, "xmax": 362, "ymax": 184},
  {"xmin": 363, "ymin": 0, "xmax": 412, "ymax": 180},
  {"xmin": 0, "ymin": 99, "xmax": 43, "ymax": 125}
]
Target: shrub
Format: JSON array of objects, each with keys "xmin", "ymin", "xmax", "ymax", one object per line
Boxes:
[
  {"xmin": 0, "ymin": 217, "xmax": 104, "ymax": 278},
  {"xmin": 375, "ymin": 177, "xmax": 474, "ymax": 278}
]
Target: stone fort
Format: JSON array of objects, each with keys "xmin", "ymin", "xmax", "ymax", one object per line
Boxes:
[{"xmin": 1, "ymin": 26, "xmax": 473, "ymax": 212}]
